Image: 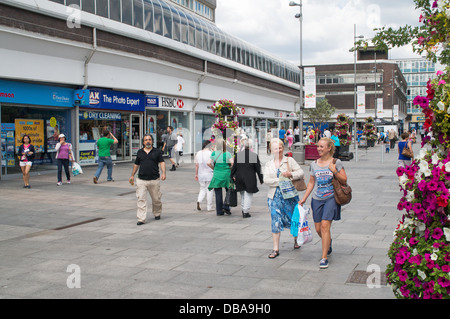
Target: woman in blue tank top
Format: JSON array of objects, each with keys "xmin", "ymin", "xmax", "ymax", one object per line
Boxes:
[{"xmin": 398, "ymin": 132, "xmax": 413, "ymax": 169}]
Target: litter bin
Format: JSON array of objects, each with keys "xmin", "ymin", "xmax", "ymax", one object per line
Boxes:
[{"xmin": 292, "ymin": 142, "xmax": 305, "ymax": 164}]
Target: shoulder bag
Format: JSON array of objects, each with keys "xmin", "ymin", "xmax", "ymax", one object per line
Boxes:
[
  {"xmin": 401, "ymin": 143, "xmax": 413, "ymax": 158},
  {"xmin": 331, "ymin": 159, "xmax": 352, "ymax": 206},
  {"xmin": 286, "ymin": 157, "xmax": 307, "ymax": 191}
]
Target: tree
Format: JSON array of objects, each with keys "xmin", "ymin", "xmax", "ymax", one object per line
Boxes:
[{"xmin": 302, "ymin": 98, "xmax": 335, "ymax": 136}]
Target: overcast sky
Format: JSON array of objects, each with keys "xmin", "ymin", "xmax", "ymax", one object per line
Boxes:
[{"xmin": 215, "ymin": 0, "xmax": 422, "ymax": 67}]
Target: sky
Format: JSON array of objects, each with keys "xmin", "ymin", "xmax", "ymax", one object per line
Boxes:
[{"xmin": 215, "ymin": 0, "xmax": 423, "ymax": 67}]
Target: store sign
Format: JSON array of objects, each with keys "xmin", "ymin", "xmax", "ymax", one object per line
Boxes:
[
  {"xmin": 0, "ymin": 79, "xmax": 73, "ymax": 107},
  {"xmin": 146, "ymin": 95, "xmax": 185, "ymax": 109},
  {"xmin": 79, "ymin": 111, "xmax": 122, "ymax": 121},
  {"xmin": 145, "ymin": 95, "xmax": 159, "ymax": 107},
  {"xmin": 77, "ymin": 89, "xmax": 145, "ymax": 112}
]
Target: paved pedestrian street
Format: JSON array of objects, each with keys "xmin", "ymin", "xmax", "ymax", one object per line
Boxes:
[{"xmin": 0, "ymin": 143, "xmax": 414, "ymax": 300}]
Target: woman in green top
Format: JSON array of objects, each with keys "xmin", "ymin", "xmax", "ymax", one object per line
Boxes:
[{"xmin": 208, "ymin": 139, "xmax": 234, "ymax": 216}]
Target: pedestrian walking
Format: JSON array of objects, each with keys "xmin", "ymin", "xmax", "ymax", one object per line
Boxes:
[
  {"xmin": 18, "ymin": 134, "xmax": 35, "ymax": 188},
  {"xmin": 294, "ymin": 126, "xmax": 300, "ymax": 143},
  {"xmin": 129, "ymin": 134, "xmax": 166, "ymax": 225},
  {"xmin": 195, "ymin": 141, "xmax": 214, "ymax": 212},
  {"xmin": 207, "ymin": 139, "xmax": 234, "ymax": 216},
  {"xmin": 230, "ymin": 139, "xmax": 264, "ymax": 218},
  {"xmin": 388, "ymin": 129, "xmax": 397, "ymax": 149},
  {"xmin": 55, "ymin": 134, "xmax": 74, "ymax": 186},
  {"xmin": 266, "ymin": 129, "xmax": 272, "ymax": 154},
  {"xmin": 299, "ymin": 137, "xmax": 347, "ymax": 269},
  {"xmin": 264, "ymin": 138, "xmax": 305, "ymax": 258},
  {"xmin": 286, "ymin": 127, "xmax": 294, "ymax": 150},
  {"xmin": 278, "ymin": 126, "xmax": 286, "ymax": 144},
  {"xmin": 398, "ymin": 132, "xmax": 413, "ymax": 170},
  {"xmin": 162, "ymin": 126, "xmax": 178, "ymax": 171},
  {"xmin": 330, "ymin": 130, "xmax": 340, "ymax": 158},
  {"xmin": 175, "ymin": 132, "xmax": 185, "ymax": 167},
  {"xmin": 93, "ymin": 130, "xmax": 118, "ymax": 184}
]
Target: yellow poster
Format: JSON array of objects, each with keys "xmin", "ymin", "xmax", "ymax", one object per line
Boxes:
[{"xmin": 15, "ymin": 119, "xmax": 44, "ymax": 153}]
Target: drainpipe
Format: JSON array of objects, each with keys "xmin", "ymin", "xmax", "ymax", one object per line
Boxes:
[
  {"xmin": 75, "ymin": 28, "xmax": 97, "ymax": 162},
  {"xmin": 191, "ymin": 60, "xmax": 207, "ymax": 156}
]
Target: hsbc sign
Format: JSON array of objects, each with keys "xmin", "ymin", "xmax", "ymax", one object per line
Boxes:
[
  {"xmin": 145, "ymin": 95, "xmax": 186, "ymax": 109},
  {"xmin": 161, "ymin": 96, "xmax": 184, "ymax": 109}
]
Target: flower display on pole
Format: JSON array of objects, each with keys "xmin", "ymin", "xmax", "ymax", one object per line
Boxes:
[
  {"xmin": 210, "ymin": 99, "xmax": 241, "ymax": 153},
  {"xmin": 335, "ymin": 113, "xmax": 352, "ymax": 146},
  {"xmin": 362, "ymin": 117, "xmax": 377, "ymax": 143}
]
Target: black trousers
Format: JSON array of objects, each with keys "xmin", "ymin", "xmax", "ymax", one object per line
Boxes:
[{"xmin": 57, "ymin": 158, "xmax": 70, "ymax": 182}]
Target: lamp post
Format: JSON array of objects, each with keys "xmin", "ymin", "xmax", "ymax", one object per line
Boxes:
[
  {"xmin": 353, "ymin": 24, "xmax": 364, "ymax": 163},
  {"xmin": 289, "ymin": 1, "xmax": 303, "ymax": 143}
]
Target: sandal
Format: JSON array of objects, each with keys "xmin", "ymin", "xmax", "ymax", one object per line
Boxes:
[
  {"xmin": 268, "ymin": 250, "xmax": 279, "ymax": 259},
  {"xmin": 294, "ymin": 238, "xmax": 300, "ymax": 249}
]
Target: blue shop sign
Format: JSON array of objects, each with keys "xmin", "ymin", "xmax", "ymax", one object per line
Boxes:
[
  {"xmin": 75, "ymin": 89, "xmax": 145, "ymax": 112},
  {"xmin": 0, "ymin": 79, "xmax": 73, "ymax": 107},
  {"xmin": 145, "ymin": 95, "xmax": 159, "ymax": 107}
]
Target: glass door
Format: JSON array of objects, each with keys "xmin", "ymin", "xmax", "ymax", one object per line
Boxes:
[{"xmin": 131, "ymin": 114, "xmax": 142, "ymax": 158}]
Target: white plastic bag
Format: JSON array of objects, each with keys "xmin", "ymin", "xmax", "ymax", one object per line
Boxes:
[
  {"xmin": 291, "ymin": 204, "xmax": 313, "ymax": 246},
  {"xmin": 72, "ymin": 162, "xmax": 83, "ymax": 176}
]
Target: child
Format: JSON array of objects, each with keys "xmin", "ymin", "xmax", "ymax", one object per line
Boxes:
[{"xmin": 384, "ymin": 134, "xmax": 390, "ymax": 153}]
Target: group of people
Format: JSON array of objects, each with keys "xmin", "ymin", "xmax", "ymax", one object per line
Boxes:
[
  {"xmin": 18, "ymin": 133, "xmax": 75, "ymax": 188},
  {"xmin": 17, "ymin": 129, "xmax": 347, "ymax": 269}
]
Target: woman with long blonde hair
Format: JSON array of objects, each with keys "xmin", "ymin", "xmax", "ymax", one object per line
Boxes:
[{"xmin": 299, "ymin": 137, "xmax": 347, "ymax": 269}]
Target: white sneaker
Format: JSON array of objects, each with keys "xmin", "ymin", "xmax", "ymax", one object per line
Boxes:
[{"xmin": 57, "ymin": 182, "xmax": 62, "ymax": 186}]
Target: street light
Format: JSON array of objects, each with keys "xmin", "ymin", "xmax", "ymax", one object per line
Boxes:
[
  {"xmin": 353, "ymin": 24, "xmax": 364, "ymax": 162},
  {"xmin": 289, "ymin": 1, "xmax": 303, "ymax": 143}
]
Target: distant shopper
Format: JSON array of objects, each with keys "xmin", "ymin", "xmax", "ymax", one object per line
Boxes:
[
  {"xmin": 129, "ymin": 134, "xmax": 166, "ymax": 225},
  {"xmin": 279, "ymin": 127, "xmax": 286, "ymax": 144},
  {"xmin": 207, "ymin": 139, "xmax": 234, "ymax": 216},
  {"xmin": 299, "ymin": 137, "xmax": 347, "ymax": 269},
  {"xmin": 330, "ymin": 130, "xmax": 340, "ymax": 158},
  {"xmin": 264, "ymin": 138, "xmax": 304, "ymax": 258},
  {"xmin": 93, "ymin": 130, "xmax": 118, "ymax": 184},
  {"xmin": 175, "ymin": 132, "xmax": 185, "ymax": 167},
  {"xmin": 398, "ymin": 132, "xmax": 413, "ymax": 170},
  {"xmin": 195, "ymin": 141, "xmax": 214, "ymax": 212},
  {"xmin": 286, "ymin": 127, "xmax": 294, "ymax": 150},
  {"xmin": 18, "ymin": 134, "xmax": 35, "ymax": 188},
  {"xmin": 55, "ymin": 134, "xmax": 74, "ymax": 186},
  {"xmin": 162, "ymin": 126, "xmax": 178, "ymax": 171},
  {"xmin": 231, "ymin": 139, "xmax": 264, "ymax": 218},
  {"xmin": 294, "ymin": 126, "xmax": 300, "ymax": 143},
  {"xmin": 388, "ymin": 129, "xmax": 397, "ymax": 149}
]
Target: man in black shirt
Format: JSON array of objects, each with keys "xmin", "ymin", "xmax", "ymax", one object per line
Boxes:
[{"xmin": 129, "ymin": 135, "xmax": 166, "ymax": 225}]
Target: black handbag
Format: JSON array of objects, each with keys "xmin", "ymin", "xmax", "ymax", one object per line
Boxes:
[{"xmin": 224, "ymin": 183, "xmax": 238, "ymax": 207}]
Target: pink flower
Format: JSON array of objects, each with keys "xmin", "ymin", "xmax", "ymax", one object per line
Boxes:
[
  {"xmin": 436, "ymin": 70, "xmax": 444, "ymax": 76},
  {"xmin": 398, "ymin": 270, "xmax": 408, "ymax": 281},
  {"xmin": 438, "ymin": 80, "xmax": 446, "ymax": 85},
  {"xmin": 432, "ymin": 227, "xmax": 443, "ymax": 240}
]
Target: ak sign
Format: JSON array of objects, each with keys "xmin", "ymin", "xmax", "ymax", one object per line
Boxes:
[{"xmin": 75, "ymin": 89, "xmax": 145, "ymax": 112}]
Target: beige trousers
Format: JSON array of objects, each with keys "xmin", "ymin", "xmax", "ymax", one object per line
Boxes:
[{"xmin": 136, "ymin": 177, "xmax": 162, "ymax": 222}]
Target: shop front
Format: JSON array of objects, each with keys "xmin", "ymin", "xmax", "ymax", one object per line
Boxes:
[
  {"xmin": 75, "ymin": 88, "xmax": 144, "ymax": 165},
  {"xmin": 145, "ymin": 95, "xmax": 191, "ymax": 155},
  {"xmin": 0, "ymin": 79, "xmax": 74, "ymax": 177}
]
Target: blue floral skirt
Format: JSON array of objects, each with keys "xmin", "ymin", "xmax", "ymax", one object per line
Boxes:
[{"xmin": 268, "ymin": 187, "xmax": 299, "ymax": 233}]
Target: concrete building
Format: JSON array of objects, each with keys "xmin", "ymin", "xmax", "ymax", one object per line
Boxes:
[
  {"xmin": 0, "ymin": 0, "xmax": 301, "ymax": 177},
  {"xmin": 307, "ymin": 48, "xmax": 408, "ymax": 133},
  {"xmin": 395, "ymin": 57, "xmax": 437, "ymax": 132}
]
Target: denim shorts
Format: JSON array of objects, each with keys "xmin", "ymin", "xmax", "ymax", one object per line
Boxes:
[{"xmin": 311, "ymin": 196, "xmax": 341, "ymax": 223}]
